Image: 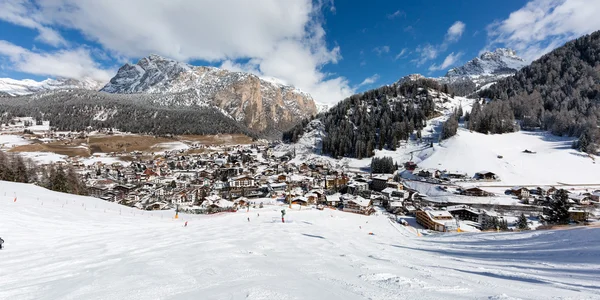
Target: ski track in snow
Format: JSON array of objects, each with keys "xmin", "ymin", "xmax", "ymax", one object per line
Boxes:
[{"xmin": 0, "ymin": 181, "xmax": 599, "ymax": 300}]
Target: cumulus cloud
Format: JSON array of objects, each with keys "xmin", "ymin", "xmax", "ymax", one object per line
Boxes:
[
  {"xmin": 0, "ymin": 0, "xmax": 67, "ymax": 46},
  {"xmin": 485, "ymin": 0, "xmax": 600, "ymax": 61},
  {"xmin": 0, "ymin": 40, "xmax": 114, "ymax": 81},
  {"xmin": 0, "ymin": 0, "xmax": 353, "ymax": 105},
  {"xmin": 358, "ymin": 74, "xmax": 380, "ymax": 87},
  {"xmin": 413, "ymin": 21, "xmax": 465, "ymax": 66},
  {"xmin": 428, "ymin": 52, "xmax": 463, "ymax": 71}
]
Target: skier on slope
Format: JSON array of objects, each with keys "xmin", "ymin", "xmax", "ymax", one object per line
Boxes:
[{"xmin": 0, "ymin": 237, "xmax": 4, "ymax": 250}]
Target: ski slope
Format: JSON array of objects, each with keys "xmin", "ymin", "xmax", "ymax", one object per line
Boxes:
[
  {"xmin": 418, "ymin": 128, "xmax": 600, "ymax": 185},
  {"xmin": 0, "ymin": 181, "xmax": 599, "ymax": 300}
]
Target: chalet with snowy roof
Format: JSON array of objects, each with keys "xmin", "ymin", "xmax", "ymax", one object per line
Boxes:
[
  {"xmin": 291, "ymin": 196, "xmax": 308, "ymax": 205},
  {"xmin": 474, "ymin": 171, "xmax": 498, "ymax": 181},
  {"xmin": 381, "ymin": 187, "xmax": 409, "ymax": 200},
  {"xmin": 347, "ymin": 180, "xmax": 369, "ymax": 195},
  {"xmin": 268, "ymin": 182, "xmax": 287, "ymax": 192},
  {"xmin": 324, "ymin": 174, "xmax": 349, "ymax": 189},
  {"xmin": 323, "ymin": 193, "xmax": 341, "ymax": 207},
  {"xmin": 569, "ymin": 194, "xmax": 591, "ymax": 205},
  {"xmin": 343, "ymin": 196, "xmax": 373, "ymax": 215},
  {"xmin": 460, "ymin": 187, "xmax": 494, "ymax": 197},
  {"xmin": 415, "ymin": 208, "xmax": 458, "ymax": 232},
  {"xmin": 228, "ymin": 175, "xmax": 256, "ymax": 188},
  {"xmin": 446, "ymin": 205, "xmax": 496, "ymax": 224},
  {"xmin": 509, "ymin": 186, "xmax": 530, "ymax": 199},
  {"xmin": 441, "ymin": 170, "xmax": 468, "ymax": 179}
]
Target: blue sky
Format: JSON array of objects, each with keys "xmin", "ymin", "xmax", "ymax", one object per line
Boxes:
[{"xmin": 0, "ymin": 0, "xmax": 599, "ymax": 104}]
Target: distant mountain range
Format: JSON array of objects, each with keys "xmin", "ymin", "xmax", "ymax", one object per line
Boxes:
[
  {"xmin": 0, "ymin": 77, "xmax": 104, "ymax": 96},
  {"xmin": 396, "ymin": 48, "xmax": 528, "ymax": 96},
  {"xmin": 0, "ymin": 55, "xmax": 317, "ymax": 137},
  {"xmin": 101, "ymin": 54, "xmax": 316, "ymax": 133}
]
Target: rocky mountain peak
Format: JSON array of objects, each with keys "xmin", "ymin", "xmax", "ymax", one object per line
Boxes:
[
  {"xmin": 396, "ymin": 74, "xmax": 426, "ymax": 85},
  {"xmin": 445, "ymin": 48, "xmax": 527, "ymax": 78},
  {"xmin": 101, "ymin": 54, "xmax": 317, "ymax": 134}
]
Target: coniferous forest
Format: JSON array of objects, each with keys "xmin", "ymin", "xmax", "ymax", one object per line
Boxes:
[
  {"xmin": 0, "ymin": 90, "xmax": 258, "ymax": 138},
  {"xmin": 479, "ymin": 31, "xmax": 600, "ymax": 154},
  {"xmin": 284, "ymin": 79, "xmax": 453, "ymax": 158}
]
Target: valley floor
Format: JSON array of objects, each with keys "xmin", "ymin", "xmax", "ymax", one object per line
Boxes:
[{"xmin": 1, "ymin": 181, "xmax": 599, "ymax": 300}]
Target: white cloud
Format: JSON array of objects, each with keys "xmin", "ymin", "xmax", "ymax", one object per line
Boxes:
[
  {"xmin": 387, "ymin": 10, "xmax": 405, "ymax": 19},
  {"xmin": 0, "ymin": 1, "xmax": 67, "ymax": 46},
  {"xmin": 0, "ymin": 0, "xmax": 353, "ymax": 105},
  {"xmin": 414, "ymin": 44, "xmax": 438, "ymax": 66},
  {"xmin": 428, "ymin": 52, "xmax": 463, "ymax": 71},
  {"xmin": 395, "ymin": 48, "xmax": 408, "ymax": 60},
  {"xmin": 0, "ymin": 40, "xmax": 113, "ymax": 81},
  {"xmin": 413, "ymin": 21, "xmax": 465, "ymax": 66},
  {"xmin": 485, "ymin": 0, "xmax": 600, "ymax": 61},
  {"xmin": 358, "ymin": 74, "xmax": 380, "ymax": 87},
  {"xmin": 373, "ymin": 46, "xmax": 390, "ymax": 56},
  {"xmin": 446, "ymin": 21, "xmax": 465, "ymax": 42}
]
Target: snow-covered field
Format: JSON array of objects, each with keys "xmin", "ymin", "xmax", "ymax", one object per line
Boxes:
[
  {"xmin": 0, "ymin": 134, "xmax": 32, "ymax": 149},
  {"xmin": 18, "ymin": 152, "xmax": 67, "ymax": 164},
  {"xmin": 152, "ymin": 141, "xmax": 191, "ymax": 153},
  {"xmin": 418, "ymin": 129, "xmax": 600, "ymax": 185},
  {"xmin": 1, "ymin": 181, "xmax": 599, "ymax": 300}
]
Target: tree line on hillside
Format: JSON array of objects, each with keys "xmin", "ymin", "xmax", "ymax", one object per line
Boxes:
[
  {"xmin": 0, "ymin": 151, "xmax": 87, "ymax": 195},
  {"xmin": 370, "ymin": 156, "xmax": 398, "ymax": 174},
  {"xmin": 0, "ymin": 90, "xmax": 258, "ymax": 138},
  {"xmin": 479, "ymin": 30, "xmax": 600, "ymax": 154},
  {"xmin": 284, "ymin": 79, "xmax": 454, "ymax": 158}
]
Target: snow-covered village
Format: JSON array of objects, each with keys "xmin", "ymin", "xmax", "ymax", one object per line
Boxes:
[{"xmin": 2, "ymin": 1, "xmax": 600, "ymax": 299}]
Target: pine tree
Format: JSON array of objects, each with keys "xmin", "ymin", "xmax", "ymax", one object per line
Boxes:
[
  {"xmin": 546, "ymin": 189, "xmax": 571, "ymax": 225},
  {"xmin": 517, "ymin": 213, "xmax": 530, "ymax": 230}
]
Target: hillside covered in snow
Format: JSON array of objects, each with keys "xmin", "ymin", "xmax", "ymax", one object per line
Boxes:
[{"xmin": 1, "ymin": 180, "xmax": 599, "ymax": 299}]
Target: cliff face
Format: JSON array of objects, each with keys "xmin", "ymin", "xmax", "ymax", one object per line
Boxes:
[{"xmin": 102, "ymin": 55, "xmax": 316, "ymax": 133}]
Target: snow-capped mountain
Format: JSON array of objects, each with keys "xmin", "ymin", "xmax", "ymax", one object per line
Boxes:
[
  {"xmin": 0, "ymin": 77, "xmax": 104, "ymax": 96},
  {"xmin": 445, "ymin": 48, "xmax": 527, "ymax": 78},
  {"xmin": 102, "ymin": 54, "xmax": 317, "ymax": 133},
  {"xmin": 392, "ymin": 49, "xmax": 529, "ymax": 96}
]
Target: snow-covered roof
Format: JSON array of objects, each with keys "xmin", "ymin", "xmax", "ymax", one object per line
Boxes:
[
  {"xmin": 381, "ymin": 187, "xmax": 397, "ymax": 194},
  {"xmin": 215, "ymin": 199, "xmax": 234, "ymax": 208},
  {"xmin": 326, "ymin": 193, "xmax": 341, "ymax": 202},
  {"xmin": 427, "ymin": 210, "xmax": 454, "ymax": 218},
  {"xmin": 350, "ymin": 196, "xmax": 371, "ymax": 207},
  {"xmin": 292, "ymin": 196, "xmax": 308, "ymax": 202}
]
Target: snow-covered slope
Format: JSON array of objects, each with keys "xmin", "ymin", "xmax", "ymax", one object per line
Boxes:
[
  {"xmin": 446, "ymin": 48, "xmax": 527, "ymax": 78},
  {"xmin": 417, "ymin": 128, "xmax": 600, "ymax": 185},
  {"xmin": 0, "ymin": 77, "xmax": 104, "ymax": 96},
  {"xmin": 1, "ymin": 180, "xmax": 599, "ymax": 299}
]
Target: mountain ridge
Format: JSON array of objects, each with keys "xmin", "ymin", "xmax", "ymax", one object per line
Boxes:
[
  {"xmin": 0, "ymin": 77, "xmax": 104, "ymax": 96},
  {"xmin": 101, "ymin": 54, "xmax": 317, "ymax": 134}
]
